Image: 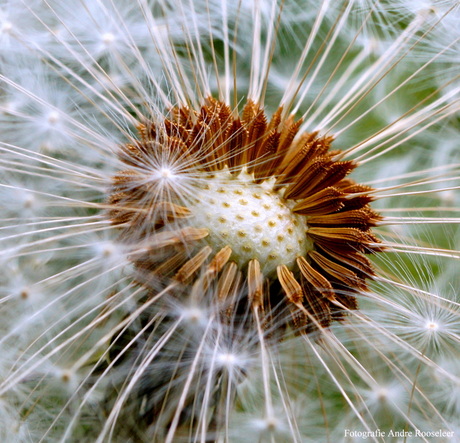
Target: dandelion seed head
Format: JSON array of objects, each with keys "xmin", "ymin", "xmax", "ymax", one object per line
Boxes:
[
  {"xmin": 179, "ymin": 304, "xmax": 208, "ymax": 327},
  {"xmin": 399, "ymin": 0, "xmax": 448, "ymax": 18},
  {"xmin": 91, "ymin": 239, "xmax": 118, "ymax": 257},
  {"xmin": 1, "ymin": 20, "xmax": 12, "ymax": 34},
  {"xmin": 439, "ymin": 189, "xmax": 456, "ymax": 205},
  {"xmin": 249, "ymin": 414, "xmax": 287, "ymax": 437},
  {"xmin": 46, "ymin": 110, "xmax": 60, "ymax": 126},
  {"xmin": 366, "ymin": 381, "xmax": 407, "ymax": 410},
  {"xmin": 215, "ymin": 351, "xmax": 238, "ymax": 368},
  {"xmin": 15, "ymin": 283, "xmax": 44, "ymax": 308},
  {"xmin": 101, "ymin": 32, "xmax": 116, "ymax": 47},
  {"xmin": 150, "ymin": 166, "xmax": 181, "ymax": 189},
  {"xmin": 158, "ymin": 167, "xmax": 173, "ymax": 179},
  {"xmin": 21, "ymin": 191, "xmax": 36, "ymax": 210},
  {"xmin": 0, "ymin": 182, "xmax": 50, "ymax": 220},
  {"xmin": 109, "ymin": 99, "xmax": 384, "ymax": 334},
  {"xmin": 44, "ymin": 365, "xmax": 81, "ymax": 393},
  {"xmin": 425, "ymin": 320, "xmax": 439, "ymax": 331},
  {"xmin": 212, "ymin": 347, "xmax": 250, "ymax": 382},
  {"xmin": 415, "ymin": 307, "xmax": 460, "ymax": 350},
  {"xmin": 90, "ymin": 239, "xmax": 127, "ymax": 268}
]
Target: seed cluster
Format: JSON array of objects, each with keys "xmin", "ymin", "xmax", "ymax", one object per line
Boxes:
[
  {"xmin": 192, "ymin": 170, "xmax": 311, "ymax": 275},
  {"xmin": 109, "ymin": 97, "xmax": 384, "ymax": 333}
]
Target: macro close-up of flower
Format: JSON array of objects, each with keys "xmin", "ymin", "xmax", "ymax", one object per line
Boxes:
[{"xmin": 0, "ymin": 0, "xmax": 459, "ymax": 442}]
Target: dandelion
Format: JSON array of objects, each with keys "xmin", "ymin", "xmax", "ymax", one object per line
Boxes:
[{"xmin": 0, "ymin": 0, "xmax": 459, "ymax": 441}]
